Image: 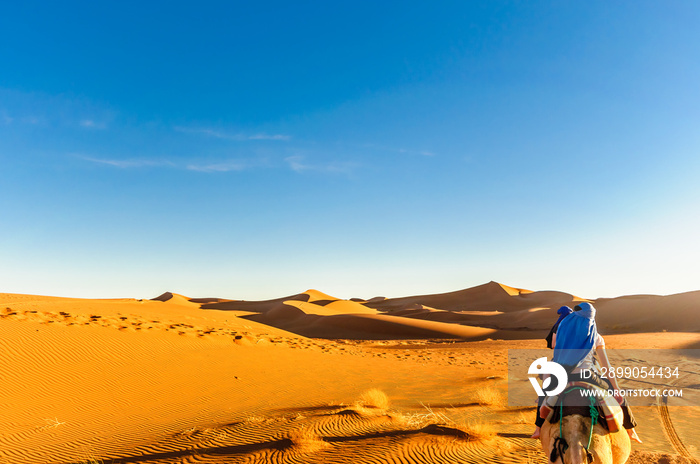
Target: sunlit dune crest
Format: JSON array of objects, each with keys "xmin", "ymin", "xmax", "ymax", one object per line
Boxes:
[
  {"xmin": 303, "ymin": 289, "xmax": 341, "ymax": 303},
  {"xmin": 283, "ymin": 299, "xmax": 378, "ymax": 316},
  {"xmin": 496, "ymin": 282, "xmax": 533, "ymax": 296}
]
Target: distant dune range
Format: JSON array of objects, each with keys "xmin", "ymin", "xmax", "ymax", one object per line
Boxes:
[{"xmin": 184, "ymin": 281, "xmax": 700, "ymax": 340}]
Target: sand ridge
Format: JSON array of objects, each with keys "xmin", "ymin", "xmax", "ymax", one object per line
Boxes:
[{"xmin": 193, "ymin": 283, "xmax": 700, "ymax": 340}]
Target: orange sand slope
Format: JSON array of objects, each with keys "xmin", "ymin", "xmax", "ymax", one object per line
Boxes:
[{"xmin": 1, "ymin": 286, "xmax": 699, "ymax": 464}]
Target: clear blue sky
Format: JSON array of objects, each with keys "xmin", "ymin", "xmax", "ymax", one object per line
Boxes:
[{"xmin": 2, "ymin": 1, "xmax": 699, "ymax": 300}]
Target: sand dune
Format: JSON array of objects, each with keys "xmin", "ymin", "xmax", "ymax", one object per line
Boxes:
[
  {"xmin": 243, "ymin": 310, "xmax": 498, "ymax": 340},
  {"xmin": 282, "ymin": 299, "xmax": 378, "ymax": 316},
  {"xmin": 360, "ymin": 283, "xmax": 700, "ymax": 336},
  {"xmin": 227, "ymin": 295, "xmax": 496, "ymax": 340},
  {"xmin": 0, "ymin": 293, "xmax": 523, "ymax": 463},
  {"xmin": 594, "ymin": 291, "xmax": 700, "ymax": 333},
  {"xmin": 191, "ymin": 283, "xmax": 700, "ymax": 339},
  {"xmin": 1, "ymin": 285, "xmax": 698, "ymax": 464},
  {"xmin": 361, "ymin": 281, "xmax": 584, "ymax": 314}
]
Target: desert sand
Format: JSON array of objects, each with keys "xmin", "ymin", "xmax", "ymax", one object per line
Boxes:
[{"xmin": 1, "ymin": 282, "xmax": 698, "ymax": 463}]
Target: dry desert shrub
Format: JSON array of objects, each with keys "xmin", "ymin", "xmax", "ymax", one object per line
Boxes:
[
  {"xmin": 473, "ymin": 386, "xmax": 506, "ymax": 407},
  {"xmin": 454, "ymin": 420, "xmax": 498, "ymax": 442},
  {"xmin": 175, "ymin": 426, "xmax": 200, "ymax": 437},
  {"xmin": 358, "ymin": 388, "xmax": 390, "ymax": 410},
  {"xmin": 243, "ymin": 415, "xmax": 269, "ymax": 424},
  {"xmin": 37, "ymin": 417, "xmax": 66, "ymax": 431},
  {"xmin": 77, "ymin": 454, "xmax": 103, "ymax": 464},
  {"xmin": 398, "ymin": 403, "xmax": 497, "ymax": 444},
  {"xmin": 286, "ymin": 425, "xmax": 329, "ymax": 453},
  {"xmin": 399, "ymin": 402, "xmax": 451, "ymax": 429}
]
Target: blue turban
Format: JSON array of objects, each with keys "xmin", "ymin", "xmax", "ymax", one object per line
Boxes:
[
  {"xmin": 553, "ymin": 302, "xmax": 598, "ymax": 369},
  {"xmin": 555, "ymin": 305, "xmax": 573, "ymax": 325}
]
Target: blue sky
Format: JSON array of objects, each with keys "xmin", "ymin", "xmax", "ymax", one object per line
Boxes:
[{"xmin": 1, "ymin": 1, "xmax": 699, "ymax": 300}]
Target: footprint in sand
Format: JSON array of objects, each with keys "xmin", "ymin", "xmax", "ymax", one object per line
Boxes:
[{"xmin": 0, "ymin": 308, "xmax": 15, "ymax": 317}]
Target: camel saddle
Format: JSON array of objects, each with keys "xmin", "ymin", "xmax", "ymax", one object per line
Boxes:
[{"xmin": 539, "ymin": 381, "xmax": 624, "ymax": 432}]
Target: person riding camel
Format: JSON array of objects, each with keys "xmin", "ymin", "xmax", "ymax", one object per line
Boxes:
[
  {"xmin": 531, "ymin": 305, "xmax": 572, "ymax": 439},
  {"xmin": 532, "ymin": 302, "xmax": 642, "ymax": 443},
  {"xmin": 545, "ymin": 305, "xmax": 572, "ymax": 349}
]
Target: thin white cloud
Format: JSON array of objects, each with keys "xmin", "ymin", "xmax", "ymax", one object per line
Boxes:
[
  {"xmin": 78, "ymin": 155, "xmax": 172, "ymax": 169},
  {"xmin": 285, "ymin": 155, "xmax": 310, "ymax": 173},
  {"xmin": 366, "ymin": 144, "xmax": 436, "ymax": 157},
  {"xmin": 0, "ymin": 112, "xmax": 43, "ymax": 126},
  {"xmin": 78, "ymin": 152, "xmax": 354, "ymax": 175},
  {"xmin": 284, "ymin": 155, "xmax": 358, "ymax": 175},
  {"xmin": 77, "ymin": 154, "xmax": 254, "ymax": 173},
  {"xmin": 80, "ymin": 119, "xmax": 107, "ymax": 129},
  {"xmin": 399, "ymin": 148, "xmax": 435, "ymax": 156},
  {"xmin": 1, "ymin": 88, "xmax": 114, "ymax": 129},
  {"xmin": 186, "ymin": 160, "xmax": 249, "ymax": 172},
  {"xmin": 175, "ymin": 126, "xmax": 290, "ymax": 141},
  {"xmin": 248, "ymin": 133, "xmax": 290, "ymax": 141}
]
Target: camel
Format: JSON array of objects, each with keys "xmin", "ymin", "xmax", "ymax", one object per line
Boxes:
[{"xmin": 541, "ymin": 414, "xmax": 631, "ymax": 464}]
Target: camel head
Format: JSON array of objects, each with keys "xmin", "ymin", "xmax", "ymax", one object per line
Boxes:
[
  {"xmin": 542, "ymin": 414, "xmax": 627, "ymax": 464},
  {"xmin": 558, "ymin": 415, "xmax": 598, "ymax": 464}
]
